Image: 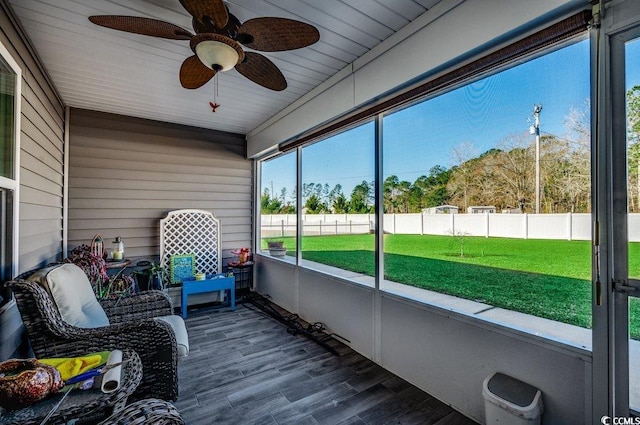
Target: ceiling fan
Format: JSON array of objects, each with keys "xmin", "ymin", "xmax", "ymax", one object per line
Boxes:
[{"xmin": 88, "ymin": 0, "xmax": 320, "ymax": 92}]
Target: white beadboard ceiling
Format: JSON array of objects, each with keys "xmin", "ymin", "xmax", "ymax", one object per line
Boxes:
[{"xmin": 8, "ymin": 0, "xmax": 443, "ymax": 136}]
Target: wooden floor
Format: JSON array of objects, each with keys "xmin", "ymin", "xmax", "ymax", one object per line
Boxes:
[{"xmin": 174, "ymin": 300, "xmax": 479, "ymax": 425}]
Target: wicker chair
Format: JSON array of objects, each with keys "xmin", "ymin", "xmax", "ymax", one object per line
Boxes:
[
  {"xmin": 7, "ymin": 267, "xmax": 180, "ymax": 402},
  {"xmin": 98, "ymin": 399, "xmax": 185, "ymax": 425}
]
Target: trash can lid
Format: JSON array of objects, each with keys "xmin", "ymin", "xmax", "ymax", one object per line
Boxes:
[{"xmin": 486, "ymin": 373, "xmax": 540, "ymax": 407}]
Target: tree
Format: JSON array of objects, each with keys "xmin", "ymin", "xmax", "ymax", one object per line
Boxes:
[
  {"xmin": 489, "ymin": 134, "xmax": 535, "ymax": 211},
  {"xmin": 328, "ymin": 184, "xmax": 344, "ymax": 212},
  {"xmin": 418, "ymin": 166, "xmax": 452, "ymax": 209},
  {"xmin": 383, "ymin": 175, "xmax": 400, "ymax": 213},
  {"xmin": 304, "ymin": 194, "xmax": 325, "ymax": 214},
  {"xmin": 332, "ymin": 193, "xmax": 350, "ymax": 213},
  {"xmin": 628, "ymin": 88, "xmax": 640, "ymax": 211},
  {"xmin": 350, "ymin": 180, "xmax": 374, "ymax": 213},
  {"xmin": 549, "ymin": 101, "xmax": 591, "ymax": 213},
  {"xmin": 447, "ymin": 142, "xmax": 479, "ymax": 210},
  {"xmin": 627, "ymin": 85, "xmax": 640, "ymax": 143},
  {"xmin": 260, "ymin": 188, "xmax": 283, "ymax": 214}
]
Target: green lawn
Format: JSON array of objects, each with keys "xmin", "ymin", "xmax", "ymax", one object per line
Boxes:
[{"xmin": 263, "ymin": 234, "xmax": 640, "ymax": 339}]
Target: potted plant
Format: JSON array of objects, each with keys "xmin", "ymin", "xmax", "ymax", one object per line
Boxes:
[
  {"xmin": 267, "ymin": 240, "xmax": 284, "ymax": 249},
  {"xmin": 267, "ymin": 240, "xmax": 286, "ymax": 257},
  {"xmin": 65, "ymin": 244, "xmax": 133, "ymax": 299},
  {"xmin": 133, "ymin": 261, "xmax": 167, "ymax": 291}
]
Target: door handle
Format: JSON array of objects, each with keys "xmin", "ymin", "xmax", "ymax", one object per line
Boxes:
[{"xmin": 613, "ymin": 279, "xmax": 638, "ymax": 293}]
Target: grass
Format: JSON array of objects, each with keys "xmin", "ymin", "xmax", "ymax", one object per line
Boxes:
[{"xmin": 263, "ymin": 234, "xmax": 640, "ymax": 340}]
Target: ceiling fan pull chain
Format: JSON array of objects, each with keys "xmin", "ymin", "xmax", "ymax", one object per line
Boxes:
[{"xmin": 209, "ymin": 74, "xmax": 221, "ymax": 113}]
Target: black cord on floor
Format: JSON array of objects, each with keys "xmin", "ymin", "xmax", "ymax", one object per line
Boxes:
[{"xmin": 241, "ymin": 293, "xmax": 340, "ymax": 355}]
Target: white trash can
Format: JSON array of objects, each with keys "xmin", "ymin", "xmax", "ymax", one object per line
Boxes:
[{"xmin": 482, "ymin": 372, "xmax": 543, "ymax": 424}]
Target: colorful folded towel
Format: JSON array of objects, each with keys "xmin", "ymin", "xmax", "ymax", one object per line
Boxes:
[{"xmin": 40, "ymin": 351, "xmax": 110, "ymax": 381}]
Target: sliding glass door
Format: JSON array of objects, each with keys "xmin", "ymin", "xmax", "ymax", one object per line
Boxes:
[{"xmin": 596, "ymin": 0, "xmax": 640, "ymax": 416}]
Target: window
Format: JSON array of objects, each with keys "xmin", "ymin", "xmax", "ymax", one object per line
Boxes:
[
  {"xmin": 300, "ymin": 122, "xmax": 375, "ymax": 280},
  {"xmin": 0, "ymin": 43, "xmax": 20, "ymax": 310},
  {"xmin": 257, "ymin": 24, "xmax": 592, "ymax": 339},
  {"xmin": 259, "ymin": 152, "xmax": 297, "ymax": 258},
  {"xmin": 381, "ymin": 38, "xmax": 591, "ymax": 331}
]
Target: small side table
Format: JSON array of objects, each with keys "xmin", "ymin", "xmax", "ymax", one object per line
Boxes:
[
  {"xmin": 229, "ymin": 262, "xmax": 254, "ymax": 299},
  {"xmin": 104, "ymin": 259, "xmax": 131, "ymax": 270},
  {"xmin": 0, "ymin": 349, "xmax": 142, "ymax": 425},
  {"xmin": 181, "ymin": 274, "xmax": 235, "ymax": 319}
]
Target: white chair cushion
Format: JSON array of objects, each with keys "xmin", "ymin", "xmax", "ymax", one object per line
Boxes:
[
  {"xmin": 45, "ymin": 264, "xmax": 110, "ymax": 328},
  {"xmin": 155, "ymin": 315, "xmax": 189, "ymax": 357}
]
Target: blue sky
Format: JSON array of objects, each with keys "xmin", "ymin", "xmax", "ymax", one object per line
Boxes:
[{"xmin": 262, "ymin": 37, "xmax": 640, "ymax": 200}]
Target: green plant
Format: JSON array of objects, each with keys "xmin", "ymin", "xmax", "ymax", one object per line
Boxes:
[
  {"xmin": 65, "ymin": 244, "xmax": 134, "ymax": 299},
  {"xmin": 448, "ymin": 229, "xmax": 471, "ymax": 257},
  {"xmin": 133, "ymin": 261, "xmax": 168, "ymax": 291},
  {"xmin": 267, "ymin": 239, "xmax": 284, "ymax": 249}
]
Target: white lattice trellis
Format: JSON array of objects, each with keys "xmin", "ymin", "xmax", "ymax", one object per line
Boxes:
[{"xmin": 160, "ymin": 209, "xmax": 221, "ymax": 284}]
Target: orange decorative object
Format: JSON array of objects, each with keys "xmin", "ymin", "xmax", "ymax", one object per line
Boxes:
[{"xmin": 231, "ymin": 247, "xmax": 250, "ymax": 264}]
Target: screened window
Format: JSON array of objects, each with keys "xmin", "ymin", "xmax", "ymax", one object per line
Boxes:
[
  {"xmin": 300, "ymin": 122, "xmax": 375, "ymax": 281},
  {"xmin": 259, "ymin": 152, "xmax": 297, "ymax": 258},
  {"xmin": 381, "ymin": 38, "xmax": 592, "ymax": 330},
  {"xmin": 257, "ymin": 25, "xmax": 592, "ymax": 336}
]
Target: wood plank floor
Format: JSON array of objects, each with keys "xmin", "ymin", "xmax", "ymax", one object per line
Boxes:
[{"xmin": 174, "ymin": 301, "xmax": 479, "ymax": 425}]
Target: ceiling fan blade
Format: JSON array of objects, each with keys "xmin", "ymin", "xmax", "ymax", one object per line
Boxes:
[
  {"xmin": 180, "ymin": 55, "xmax": 217, "ymax": 89},
  {"xmin": 235, "ymin": 52, "xmax": 287, "ymax": 91},
  {"xmin": 238, "ymin": 18, "xmax": 319, "ymax": 52},
  {"xmin": 179, "ymin": 0, "xmax": 228, "ymax": 29},
  {"xmin": 88, "ymin": 16, "xmax": 193, "ymax": 40}
]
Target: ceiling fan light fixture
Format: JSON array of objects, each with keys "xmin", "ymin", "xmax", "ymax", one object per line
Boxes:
[
  {"xmin": 191, "ymin": 33, "xmax": 244, "ymax": 72},
  {"xmin": 196, "ymin": 40, "xmax": 237, "ymax": 71}
]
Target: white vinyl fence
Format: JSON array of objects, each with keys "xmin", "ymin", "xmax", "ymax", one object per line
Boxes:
[{"xmin": 260, "ymin": 212, "xmax": 636, "ymax": 241}]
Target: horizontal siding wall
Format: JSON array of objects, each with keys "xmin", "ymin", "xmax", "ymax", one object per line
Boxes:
[
  {"xmin": 68, "ymin": 109, "xmax": 251, "ymax": 259},
  {"xmin": 0, "ymin": 0, "xmax": 65, "ymax": 359},
  {"xmin": 1, "ymin": 3, "xmax": 65, "ymax": 272}
]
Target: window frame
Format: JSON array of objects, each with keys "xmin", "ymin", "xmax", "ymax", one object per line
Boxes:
[
  {"xmin": 255, "ymin": 12, "xmax": 593, "ymax": 334},
  {"xmin": 0, "ymin": 38, "xmax": 21, "ymax": 312}
]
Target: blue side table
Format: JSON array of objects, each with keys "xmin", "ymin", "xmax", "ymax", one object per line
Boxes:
[{"xmin": 181, "ymin": 274, "xmax": 235, "ymax": 318}]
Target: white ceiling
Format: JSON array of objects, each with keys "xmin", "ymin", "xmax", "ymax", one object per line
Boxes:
[{"xmin": 9, "ymin": 0, "xmax": 443, "ymax": 135}]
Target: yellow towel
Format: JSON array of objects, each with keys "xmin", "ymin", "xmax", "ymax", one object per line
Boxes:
[{"xmin": 40, "ymin": 351, "xmax": 110, "ymax": 381}]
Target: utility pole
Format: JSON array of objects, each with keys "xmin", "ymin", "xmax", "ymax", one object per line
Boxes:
[{"xmin": 531, "ymin": 104, "xmax": 543, "ymax": 214}]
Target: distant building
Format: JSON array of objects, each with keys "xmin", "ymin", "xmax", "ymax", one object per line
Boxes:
[
  {"xmin": 467, "ymin": 206, "xmax": 496, "ymax": 214},
  {"xmin": 423, "ymin": 205, "xmax": 459, "ymax": 214},
  {"xmin": 501, "ymin": 207, "xmax": 523, "ymax": 214}
]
